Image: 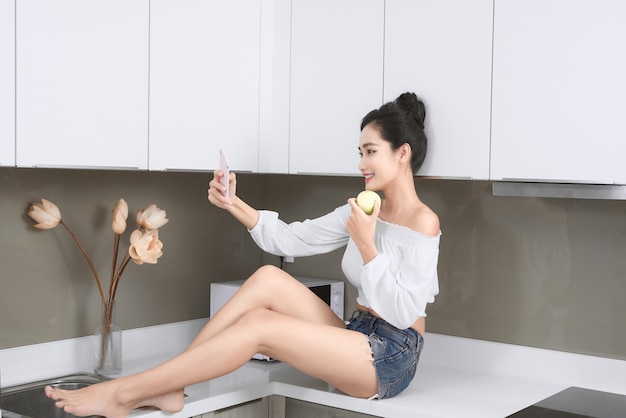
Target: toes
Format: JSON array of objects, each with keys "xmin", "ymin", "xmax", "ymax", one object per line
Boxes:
[{"xmin": 45, "ymin": 386, "xmax": 61, "ymax": 400}]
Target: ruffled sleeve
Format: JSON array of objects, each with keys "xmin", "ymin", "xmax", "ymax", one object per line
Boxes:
[{"xmin": 249, "ymin": 207, "xmax": 350, "ymax": 257}]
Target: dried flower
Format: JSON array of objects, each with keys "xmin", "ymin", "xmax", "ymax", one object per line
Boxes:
[
  {"xmin": 26, "ymin": 197, "xmax": 169, "ymax": 370},
  {"xmin": 28, "ymin": 198, "xmax": 105, "ymax": 302},
  {"xmin": 28, "ymin": 198, "xmax": 62, "ymax": 229},
  {"xmin": 136, "ymin": 204, "xmax": 169, "ymax": 230},
  {"xmin": 111, "ymin": 198, "xmax": 128, "ymax": 235},
  {"xmin": 129, "ymin": 229, "xmax": 164, "ymax": 265},
  {"xmin": 27, "ymin": 198, "xmax": 168, "ymax": 307}
]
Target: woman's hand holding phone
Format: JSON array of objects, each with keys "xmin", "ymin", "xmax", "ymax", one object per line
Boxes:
[{"xmin": 208, "ymin": 150, "xmax": 233, "ymax": 209}]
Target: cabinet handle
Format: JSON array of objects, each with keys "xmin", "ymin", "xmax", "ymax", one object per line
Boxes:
[
  {"xmin": 492, "ymin": 181, "xmax": 626, "ymax": 200},
  {"xmin": 500, "ymin": 177, "xmax": 613, "ymax": 185},
  {"xmin": 31, "ymin": 164, "xmax": 141, "ymax": 170}
]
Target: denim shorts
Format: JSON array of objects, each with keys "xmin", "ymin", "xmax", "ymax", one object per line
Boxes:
[{"xmin": 347, "ymin": 310, "xmax": 424, "ymax": 399}]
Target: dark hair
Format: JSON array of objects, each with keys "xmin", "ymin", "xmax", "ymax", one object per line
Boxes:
[{"xmin": 360, "ymin": 92, "xmax": 427, "ymax": 174}]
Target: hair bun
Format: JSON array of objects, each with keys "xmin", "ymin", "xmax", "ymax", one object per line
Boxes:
[{"xmin": 395, "ymin": 92, "xmax": 426, "ymax": 129}]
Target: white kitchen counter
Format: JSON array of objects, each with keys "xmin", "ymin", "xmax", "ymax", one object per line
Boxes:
[{"xmin": 2, "ymin": 318, "xmax": 625, "ymax": 418}]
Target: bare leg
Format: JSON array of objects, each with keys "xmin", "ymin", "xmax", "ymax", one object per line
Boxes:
[
  {"xmin": 45, "ymin": 266, "xmax": 375, "ymax": 418},
  {"xmin": 187, "ymin": 265, "xmax": 345, "ymax": 348}
]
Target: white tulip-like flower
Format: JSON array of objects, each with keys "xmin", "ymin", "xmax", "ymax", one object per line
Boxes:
[
  {"xmin": 28, "ymin": 198, "xmax": 62, "ymax": 229},
  {"xmin": 27, "ymin": 197, "xmax": 168, "ymax": 324},
  {"xmin": 136, "ymin": 204, "xmax": 169, "ymax": 231},
  {"xmin": 111, "ymin": 198, "xmax": 129, "ymax": 235},
  {"xmin": 129, "ymin": 229, "xmax": 164, "ymax": 265}
]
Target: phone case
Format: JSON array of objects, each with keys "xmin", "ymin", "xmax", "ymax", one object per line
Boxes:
[{"xmin": 219, "ymin": 149, "xmax": 230, "ymax": 198}]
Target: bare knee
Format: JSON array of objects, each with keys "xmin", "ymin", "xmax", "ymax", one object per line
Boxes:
[
  {"xmin": 244, "ymin": 265, "xmax": 289, "ymax": 290},
  {"xmin": 252, "ymin": 264, "xmax": 282, "ymax": 279}
]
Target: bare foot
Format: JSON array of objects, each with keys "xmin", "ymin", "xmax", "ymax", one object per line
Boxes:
[
  {"xmin": 45, "ymin": 381, "xmax": 132, "ymax": 418},
  {"xmin": 45, "ymin": 380, "xmax": 185, "ymax": 418},
  {"xmin": 134, "ymin": 390, "xmax": 186, "ymax": 412}
]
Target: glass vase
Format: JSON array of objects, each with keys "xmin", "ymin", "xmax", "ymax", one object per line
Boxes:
[{"xmin": 94, "ymin": 303, "xmax": 122, "ymax": 376}]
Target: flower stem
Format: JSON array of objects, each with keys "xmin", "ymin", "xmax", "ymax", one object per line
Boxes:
[
  {"xmin": 110, "ymin": 253, "xmax": 132, "ymax": 303},
  {"xmin": 60, "ymin": 220, "xmax": 106, "ymax": 307},
  {"xmin": 109, "ymin": 234, "xmax": 121, "ymax": 298}
]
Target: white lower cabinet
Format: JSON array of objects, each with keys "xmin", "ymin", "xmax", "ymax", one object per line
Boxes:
[
  {"xmin": 194, "ymin": 397, "xmax": 272, "ymax": 418},
  {"xmin": 192, "ymin": 396, "xmax": 378, "ymax": 418},
  {"xmin": 283, "ymin": 398, "xmax": 378, "ymax": 418}
]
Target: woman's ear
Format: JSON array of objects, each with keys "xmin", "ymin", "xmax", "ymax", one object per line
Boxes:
[{"xmin": 399, "ymin": 143, "xmax": 411, "ymax": 162}]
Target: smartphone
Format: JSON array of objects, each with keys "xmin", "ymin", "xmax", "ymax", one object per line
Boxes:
[{"xmin": 219, "ymin": 149, "xmax": 230, "ymax": 198}]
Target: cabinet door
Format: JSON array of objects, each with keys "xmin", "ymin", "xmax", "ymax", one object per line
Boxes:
[
  {"xmin": 198, "ymin": 397, "xmax": 269, "ymax": 417},
  {"xmin": 258, "ymin": 0, "xmax": 291, "ymax": 174},
  {"xmin": 16, "ymin": 0, "xmax": 149, "ymax": 169},
  {"xmin": 0, "ymin": 0, "xmax": 15, "ymax": 167},
  {"xmin": 384, "ymin": 0, "xmax": 493, "ymax": 180},
  {"xmin": 149, "ymin": 0, "xmax": 261, "ymax": 172},
  {"xmin": 491, "ymin": 0, "xmax": 626, "ymax": 184},
  {"xmin": 289, "ymin": 0, "xmax": 384, "ymax": 175}
]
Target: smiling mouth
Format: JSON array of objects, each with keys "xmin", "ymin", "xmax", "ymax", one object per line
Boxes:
[{"xmin": 364, "ymin": 174, "xmax": 374, "ymax": 182}]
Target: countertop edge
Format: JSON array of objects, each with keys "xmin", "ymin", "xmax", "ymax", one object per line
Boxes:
[{"xmin": 2, "ymin": 319, "xmax": 625, "ymax": 418}]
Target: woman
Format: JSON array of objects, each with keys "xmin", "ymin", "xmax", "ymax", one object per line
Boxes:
[{"xmin": 45, "ymin": 92, "xmax": 441, "ymax": 417}]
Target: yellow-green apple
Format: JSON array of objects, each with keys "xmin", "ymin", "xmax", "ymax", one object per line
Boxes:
[{"xmin": 356, "ymin": 191, "xmax": 381, "ymax": 215}]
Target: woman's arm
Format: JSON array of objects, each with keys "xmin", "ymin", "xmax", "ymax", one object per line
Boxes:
[
  {"xmin": 209, "ymin": 171, "xmax": 349, "ymax": 256},
  {"xmin": 208, "ymin": 171, "xmax": 259, "ymax": 229},
  {"xmin": 225, "ymin": 195, "xmax": 259, "ymax": 230}
]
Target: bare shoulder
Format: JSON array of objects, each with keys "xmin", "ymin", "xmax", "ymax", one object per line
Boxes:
[{"xmin": 409, "ymin": 205, "xmax": 440, "ymax": 237}]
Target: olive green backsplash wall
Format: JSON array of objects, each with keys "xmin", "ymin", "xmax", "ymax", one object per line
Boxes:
[
  {"xmin": 0, "ymin": 167, "xmax": 265, "ymax": 349},
  {"xmin": 1, "ymin": 168, "xmax": 625, "ymax": 362},
  {"xmin": 262, "ymin": 175, "xmax": 626, "ymax": 361}
]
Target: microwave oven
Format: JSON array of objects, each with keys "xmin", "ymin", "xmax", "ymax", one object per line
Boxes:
[{"xmin": 210, "ymin": 276, "xmax": 345, "ymax": 361}]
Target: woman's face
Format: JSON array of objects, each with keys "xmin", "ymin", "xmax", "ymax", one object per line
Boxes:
[{"xmin": 358, "ymin": 123, "xmax": 401, "ymax": 191}]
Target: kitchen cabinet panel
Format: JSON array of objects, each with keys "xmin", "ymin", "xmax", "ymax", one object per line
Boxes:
[
  {"xmin": 491, "ymin": 0, "xmax": 626, "ymax": 184},
  {"xmin": 197, "ymin": 397, "xmax": 269, "ymax": 417},
  {"xmin": 149, "ymin": 0, "xmax": 261, "ymax": 172},
  {"xmin": 258, "ymin": 0, "xmax": 291, "ymax": 174},
  {"xmin": 16, "ymin": 0, "xmax": 149, "ymax": 169},
  {"xmin": 384, "ymin": 0, "xmax": 493, "ymax": 180},
  {"xmin": 289, "ymin": 0, "xmax": 384, "ymax": 175},
  {"xmin": 0, "ymin": 0, "xmax": 15, "ymax": 167},
  {"xmin": 285, "ymin": 397, "xmax": 378, "ymax": 417}
]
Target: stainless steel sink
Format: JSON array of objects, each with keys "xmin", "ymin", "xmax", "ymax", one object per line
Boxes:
[{"xmin": 1, "ymin": 373, "xmax": 110, "ymax": 418}]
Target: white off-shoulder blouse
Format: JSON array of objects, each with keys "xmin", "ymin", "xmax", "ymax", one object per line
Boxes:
[{"xmin": 248, "ymin": 204, "xmax": 440, "ymax": 330}]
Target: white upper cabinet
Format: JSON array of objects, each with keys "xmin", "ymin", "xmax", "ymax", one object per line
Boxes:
[
  {"xmin": 258, "ymin": 0, "xmax": 291, "ymax": 174},
  {"xmin": 16, "ymin": 0, "xmax": 149, "ymax": 169},
  {"xmin": 149, "ymin": 0, "xmax": 261, "ymax": 172},
  {"xmin": 491, "ymin": 0, "xmax": 626, "ymax": 184},
  {"xmin": 289, "ymin": 0, "xmax": 385, "ymax": 175},
  {"xmin": 0, "ymin": 0, "xmax": 15, "ymax": 167},
  {"xmin": 384, "ymin": 0, "xmax": 493, "ymax": 180}
]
